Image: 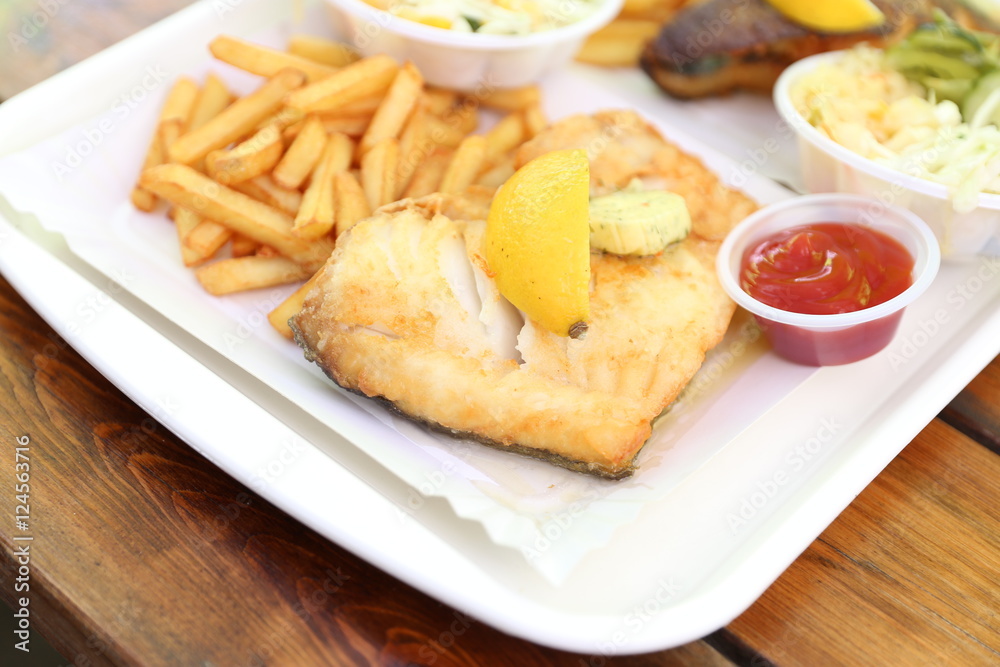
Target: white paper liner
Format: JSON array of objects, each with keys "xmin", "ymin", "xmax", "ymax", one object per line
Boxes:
[{"xmin": 0, "ymin": 3, "xmax": 815, "ymax": 584}]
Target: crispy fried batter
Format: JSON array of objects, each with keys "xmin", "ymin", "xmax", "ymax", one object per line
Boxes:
[{"xmin": 292, "ymin": 111, "xmax": 756, "ymax": 478}]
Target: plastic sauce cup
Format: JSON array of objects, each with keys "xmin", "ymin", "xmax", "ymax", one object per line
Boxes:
[{"xmin": 716, "ymin": 194, "xmax": 941, "ymax": 366}]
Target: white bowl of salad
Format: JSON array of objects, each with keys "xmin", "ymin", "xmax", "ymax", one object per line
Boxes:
[
  {"xmin": 324, "ymin": 0, "xmax": 623, "ymax": 89},
  {"xmin": 773, "ymin": 17, "xmax": 1000, "ymax": 258}
]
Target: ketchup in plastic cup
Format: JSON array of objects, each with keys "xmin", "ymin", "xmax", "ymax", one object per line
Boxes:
[{"xmin": 716, "ymin": 194, "xmax": 941, "ymax": 366}]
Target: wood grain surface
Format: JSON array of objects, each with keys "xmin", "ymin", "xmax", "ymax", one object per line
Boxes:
[
  {"xmin": 724, "ymin": 419, "xmax": 1000, "ymax": 666},
  {"xmin": 0, "ymin": 275, "xmax": 733, "ymax": 665},
  {"xmin": 1, "ymin": 1, "xmax": 999, "ymax": 665},
  {"xmin": 0, "ymin": 0, "xmax": 196, "ymax": 101}
]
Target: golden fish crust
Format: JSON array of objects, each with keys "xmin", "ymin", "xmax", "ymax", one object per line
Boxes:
[{"xmin": 292, "ymin": 111, "xmax": 757, "ymax": 478}]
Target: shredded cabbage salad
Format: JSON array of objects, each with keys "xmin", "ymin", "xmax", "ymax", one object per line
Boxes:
[
  {"xmin": 791, "ymin": 46, "xmax": 1000, "ymax": 212},
  {"xmin": 366, "ymin": 0, "xmax": 600, "ymax": 35}
]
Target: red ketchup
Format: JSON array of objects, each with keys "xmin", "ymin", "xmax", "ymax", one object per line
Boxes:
[{"xmin": 740, "ymin": 223, "xmax": 915, "ymax": 365}]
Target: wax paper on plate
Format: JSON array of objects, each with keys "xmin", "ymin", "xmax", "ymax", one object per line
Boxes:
[{"xmin": 0, "ymin": 25, "xmax": 814, "ymax": 583}]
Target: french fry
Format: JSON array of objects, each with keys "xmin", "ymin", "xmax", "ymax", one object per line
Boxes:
[
  {"xmin": 174, "ymin": 206, "xmax": 208, "ymax": 267},
  {"xmin": 315, "ymin": 114, "xmax": 373, "ymax": 138},
  {"xmin": 358, "ymin": 62, "xmax": 424, "ymax": 156},
  {"xmin": 158, "ymin": 77, "xmax": 200, "ymax": 153},
  {"xmin": 185, "ymin": 219, "xmax": 233, "ymax": 260},
  {"xmin": 196, "ymin": 256, "xmax": 312, "ymax": 295},
  {"xmin": 254, "ymin": 107, "xmax": 306, "ymax": 133},
  {"xmin": 484, "ymin": 113, "xmax": 525, "ymax": 162},
  {"xmin": 476, "ymin": 155, "xmax": 516, "ymax": 190},
  {"xmin": 207, "ymin": 123, "xmax": 284, "ymax": 185},
  {"xmin": 334, "ymin": 94, "xmax": 386, "ymax": 117},
  {"xmin": 231, "ymin": 233, "xmax": 261, "ymax": 257},
  {"xmin": 255, "ymin": 245, "xmax": 281, "ymax": 258},
  {"xmin": 131, "ymin": 131, "xmax": 163, "ymax": 212},
  {"xmin": 169, "ymin": 68, "xmax": 306, "ymax": 165},
  {"xmin": 233, "ymin": 175, "xmax": 304, "ymax": 216},
  {"xmin": 133, "ymin": 36, "xmax": 562, "ymax": 310},
  {"xmin": 333, "ymin": 171, "xmax": 372, "ymax": 237},
  {"xmin": 477, "ymin": 85, "xmax": 541, "ymax": 112},
  {"xmin": 294, "ymin": 133, "xmax": 353, "ymax": 239},
  {"xmin": 453, "ymin": 104, "xmax": 479, "ymax": 135},
  {"xmin": 323, "ymin": 132, "xmax": 355, "ymax": 176},
  {"xmin": 361, "ymin": 138, "xmax": 400, "ymax": 210},
  {"xmin": 188, "ymin": 73, "xmax": 232, "ymax": 132},
  {"xmin": 522, "ymin": 103, "xmax": 548, "ymax": 139},
  {"xmin": 293, "ymin": 165, "xmax": 334, "ymax": 240},
  {"xmin": 284, "ymin": 54, "xmax": 398, "ymax": 113},
  {"xmin": 619, "ymin": 0, "xmax": 686, "ymax": 21},
  {"xmin": 268, "ymin": 269, "xmax": 324, "ymax": 338},
  {"xmin": 288, "ymin": 34, "xmax": 360, "ymax": 68},
  {"xmin": 621, "ymin": 0, "xmax": 664, "ymax": 15},
  {"xmin": 440, "ymin": 135, "xmax": 487, "ymax": 195},
  {"xmin": 425, "ymin": 114, "xmax": 471, "ymax": 149},
  {"xmin": 209, "ymin": 35, "xmax": 338, "ymax": 83},
  {"xmin": 395, "ymin": 101, "xmax": 430, "ymax": 198},
  {"xmin": 423, "ymin": 87, "xmax": 459, "ymax": 116},
  {"xmin": 131, "ymin": 77, "xmax": 198, "ymax": 211},
  {"xmin": 285, "ymin": 113, "xmax": 374, "ymax": 140},
  {"xmin": 272, "ymin": 116, "xmax": 328, "ymax": 190},
  {"xmin": 140, "ymin": 163, "xmax": 332, "ymax": 269},
  {"xmin": 403, "ymin": 148, "xmax": 451, "ymax": 199},
  {"xmin": 575, "ymin": 20, "xmax": 660, "ymax": 67}
]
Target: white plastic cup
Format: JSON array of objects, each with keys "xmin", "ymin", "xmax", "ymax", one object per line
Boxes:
[
  {"xmin": 324, "ymin": 0, "xmax": 624, "ymax": 90},
  {"xmin": 716, "ymin": 194, "xmax": 941, "ymax": 366}
]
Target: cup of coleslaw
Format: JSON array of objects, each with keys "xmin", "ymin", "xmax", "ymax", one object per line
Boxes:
[
  {"xmin": 323, "ymin": 0, "xmax": 624, "ymax": 90},
  {"xmin": 774, "ymin": 49, "xmax": 1000, "ymax": 259}
]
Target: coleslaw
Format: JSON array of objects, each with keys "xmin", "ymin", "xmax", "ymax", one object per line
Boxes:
[{"xmin": 790, "ymin": 46, "xmax": 1000, "ymax": 213}]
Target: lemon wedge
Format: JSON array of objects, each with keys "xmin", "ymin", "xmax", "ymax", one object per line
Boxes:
[
  {"xmin": 764, "ymin": 0, "xmax": 884, "ymax": 32},
  {"xmin": 486, "ymin": 149, "xmax": 591, "ymax": 338}
]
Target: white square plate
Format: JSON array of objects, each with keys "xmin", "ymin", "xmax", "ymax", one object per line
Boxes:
[{"xmin": 2, "ymin": 0, "xmax": 1000, "ymax": 655}]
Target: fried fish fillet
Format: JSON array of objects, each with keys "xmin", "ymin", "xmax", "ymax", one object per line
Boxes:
[
  {"xmin": 291, "ymin": 111, "xmax": 756, "ymax": 478},
  {"xmin": 641, "ymin": 0, "xmax": 997, "ymax": 99}
]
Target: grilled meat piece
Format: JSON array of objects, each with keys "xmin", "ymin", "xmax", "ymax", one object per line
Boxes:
[{"xmin": 640, "ymin": 0, "xmax": 997, "ymax": 98}]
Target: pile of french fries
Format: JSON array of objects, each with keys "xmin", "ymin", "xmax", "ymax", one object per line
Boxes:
[
  {"xmin": 133, "ymin": 34, "xmax": 546, "ymax": 338},
  {"xmin": 576, "ymin": 0, "xmax": 695, "ymax": 67}
]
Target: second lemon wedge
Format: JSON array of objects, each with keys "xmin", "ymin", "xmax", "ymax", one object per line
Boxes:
[
  {"xmin": 486, "ymin": 149, "xmax": 591, "ymax": 338},
  {"xmin": 764, "ymin": 0, "xmax": 884, "ymax": 33}
]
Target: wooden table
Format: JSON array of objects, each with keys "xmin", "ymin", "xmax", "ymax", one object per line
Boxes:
[{"xmin": 1, "ymin": 2, "xmax": 998, "ymax": 665}]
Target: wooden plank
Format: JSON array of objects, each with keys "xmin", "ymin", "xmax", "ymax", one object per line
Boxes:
[
  {"xmin": 724, "ymin": 419, "xmax": 1000, "ymax": 666},
  {"xmin": 0, "ymin": 0, "xmax": 196, "ymax": 100},
  {"xmin": 0, "ymin": 275, "xmax": 733, "ymax": 665},
  {"xmin": 941, "ymin": 356, "xmax": 1000, "ymax": 454}
]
